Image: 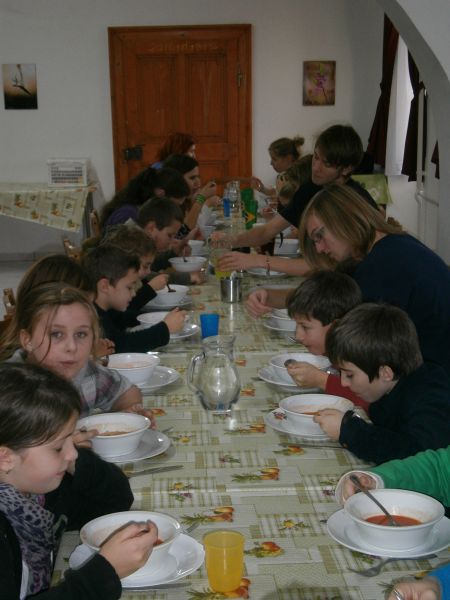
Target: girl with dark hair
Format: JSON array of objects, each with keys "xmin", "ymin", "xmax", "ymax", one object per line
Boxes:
[
  {"xmin": 163, "ymin": 154, "xmax": 221, "ymax": 233},
  {"xmin": 0, "ymin": 362, "xmax": 157, "ymax": 599},
  {"xmin": 99, "ymin": 167, "xmax": 189, "ymax": 231}
]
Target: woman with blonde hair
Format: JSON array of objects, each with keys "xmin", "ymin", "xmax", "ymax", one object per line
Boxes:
[{"xmin": 299, "ymin": 183, "xmax": 450, "ymax": 376}]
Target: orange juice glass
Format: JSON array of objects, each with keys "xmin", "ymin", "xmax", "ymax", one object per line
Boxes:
[{"xmin": 203, "ymin": 530, "xmax": 244, "ymax": 592}]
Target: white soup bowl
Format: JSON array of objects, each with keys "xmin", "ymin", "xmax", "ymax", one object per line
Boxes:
[
  {"xmin": 344, "ymin": 489, "xmax": 444, "ymax": 550},
  {"xmin": 169, "ymin": 256, "xmax": 207, "ymax": 273},
  {"xmin": 279, "ymin": 393, "xmax": 354, "ymax": 435},
  {"xmin": 80, "ymin": 510, "xmax": 182, "ymax": 579},
  {"xmin": 270, "ymin": 352, "xmax": 330, "ymax": 384},
  {"xmin": 107, "ymin": 352, "xmax": 160, "ymax": 385},
  {"xmin": 76, "ymin": 412, "xmax": 150, "ymax": 458},
  {"xmin": 155, "ymin": 284, "xmax": 188, "ymax": 305}
]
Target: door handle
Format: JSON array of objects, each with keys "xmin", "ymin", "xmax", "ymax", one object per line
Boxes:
[{"xmin": 122, "ymin": 144, "xmax": 144, "ymax": 161}]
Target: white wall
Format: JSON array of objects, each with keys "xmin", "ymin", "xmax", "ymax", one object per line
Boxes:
[
  {"xmin": 0, "ymin": 0, "xmax": 383, "ymax": 258},
  {"xmin": 378, "ymin": 0, "xmax": 450, "ymax": 260}
]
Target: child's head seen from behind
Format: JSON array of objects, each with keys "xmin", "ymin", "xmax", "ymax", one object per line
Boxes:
[
  {"xmin": 101, "ymin": 224, "xmax": 157, "ymax": 278},
  {"xmin": 137, "ymin": 197, "xmax": 183, "ymax": 251},
  {"xmin": 82, "ymin": 245, "xmax": 140, "ymax": 312},
  {"xmin": 326, "ymin": 303, "xmax": 423, "ymax": 402},
  {"xmin": 287, "ymin": 271, "xmax": 362, "ymax": 355},
  {"xmin": 0, "ymin": 362, "xmax": 80, "ymax": 494}
]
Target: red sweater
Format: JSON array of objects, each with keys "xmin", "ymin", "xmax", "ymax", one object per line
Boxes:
[{"xmin": 325, "ymin": 373, "xmax": 369, "ymax": 412}]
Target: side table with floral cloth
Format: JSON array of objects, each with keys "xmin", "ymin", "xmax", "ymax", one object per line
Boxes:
[
  {"xmin": 51, "ymin": 275, "xmax": 450, "ymax": 599},
  {"xmin": 352, "ymin": 174, "xmax": 392, "ymax": 207},
  {"xmin": 0, "ymin": 182, "xmax": 94, "ymax": 233}
]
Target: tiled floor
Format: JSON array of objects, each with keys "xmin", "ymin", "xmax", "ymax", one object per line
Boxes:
[{"xmin": 0, "ymin": 261, "xmax": 33, "ymax": 319}]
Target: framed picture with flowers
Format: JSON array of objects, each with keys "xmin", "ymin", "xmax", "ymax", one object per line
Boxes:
[{"xmin": 303, "ymin": 60, "xmax": 336, "ymax": 106}]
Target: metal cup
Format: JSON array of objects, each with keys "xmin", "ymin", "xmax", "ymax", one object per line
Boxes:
[{"xmin": 220, "ymin": 277, "xmax": 242, "ymax": 303}]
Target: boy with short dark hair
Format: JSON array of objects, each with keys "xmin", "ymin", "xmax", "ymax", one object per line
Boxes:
[
  {"xmin": 137, "ymin": 198, "xmax": 203, "ymax": 286},
  {"xmin": 285, "ymin": 271, "xmax": 367, "ymax": 410},
  {"xmin": 83, "ymin": 245, "xmax": 185, "ymax": 352},
  {"xmin": 316, "ymin": 303, "xmax": 450, "ymax": 464}
]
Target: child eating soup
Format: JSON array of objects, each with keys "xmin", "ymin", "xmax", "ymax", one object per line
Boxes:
[{"xmin": 0, "ymin": 362, "xmax": 157, "ymax": 599}]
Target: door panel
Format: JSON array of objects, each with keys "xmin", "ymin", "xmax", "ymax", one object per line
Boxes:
[{"xmin": 109, "ymin": 25, "xmax": 252, "ymax": 190}]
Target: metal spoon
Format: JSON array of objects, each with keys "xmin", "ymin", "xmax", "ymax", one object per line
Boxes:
[
  {"xmin": 166, "ymin": 283, "xmax": 176, "ymax": 293},
  {"xmin": 349, "ymin": 474, "xmax": 399, "ymax": 526},
  {"xmin": 284, "ymin": 359, "xmax": 298, "ymax": 368}
]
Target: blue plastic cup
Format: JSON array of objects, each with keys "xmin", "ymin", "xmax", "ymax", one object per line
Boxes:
[{"xmin": 200, "ymin": 313, "xmax": 220, "ymax": 338}]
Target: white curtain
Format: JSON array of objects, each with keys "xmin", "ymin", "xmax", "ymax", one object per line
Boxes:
[{"xmin": 385, "ymin": 38, "xmax": 414, "ymax": 176}]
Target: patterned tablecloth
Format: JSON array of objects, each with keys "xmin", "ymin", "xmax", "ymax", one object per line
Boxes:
[
  {"xmin": 52, "ymin": 273, "xmax": 450, "ymax": 599},
  {"xmin": 0, "ymin": 182, "xmax": 92, "ymax": 232}
]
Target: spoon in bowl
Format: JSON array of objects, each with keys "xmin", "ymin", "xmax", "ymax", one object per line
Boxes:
[
  {"xmin": 349, "ymin": 474, "xmax": 399, "ymax": 526},
  {"xmin": 284, "ymin": 359, "xmax": 298, "ymax": 368},
  {"xmin": 166, "ymin": 283, "xmax": 176, "ymax": 293}
]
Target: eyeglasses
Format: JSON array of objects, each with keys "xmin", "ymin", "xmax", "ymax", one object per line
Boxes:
[{"xmin": 309, "ymin": 226, "xmax": 326, "ymax": 246}]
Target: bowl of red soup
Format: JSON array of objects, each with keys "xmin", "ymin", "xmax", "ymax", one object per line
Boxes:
[
  {"xmin": 80, "ymin": 511, "xmax": 182, "ymax": 582},
  {"xmin": 344, "ymin": 489, "xmax": 444, "ymax": 551}
]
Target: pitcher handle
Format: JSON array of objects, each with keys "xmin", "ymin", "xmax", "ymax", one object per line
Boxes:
[{"xmin": 186, "ymin": 351, "xmax": 204, "ymax": 392}]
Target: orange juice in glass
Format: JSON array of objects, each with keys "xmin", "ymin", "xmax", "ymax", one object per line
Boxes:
[{"xmin": 203, "ymin": 530, "xmax": 244, "ymax": 592}]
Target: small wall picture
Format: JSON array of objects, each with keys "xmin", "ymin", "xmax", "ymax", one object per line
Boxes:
[
  {"xmin": 303, "ymin": 61, "xmax": 336, "ymax": 106},
  {"xmin": 2, "ymin": 63, "xmax": 38, "ymax": 109}
]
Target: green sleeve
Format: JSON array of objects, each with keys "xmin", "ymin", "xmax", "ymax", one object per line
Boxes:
[{"xmin": 371, "ymin": 446, "xmax": 450, "ymax": 506}]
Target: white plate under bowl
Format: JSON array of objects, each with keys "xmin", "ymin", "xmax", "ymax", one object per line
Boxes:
[
  {"xmin": 246, "ymin": 267, "xmax": 285, "ymax": 277},
  {"xmin": 143, "ymin": 296, "xmax": 192, "ymax": 311},
  {"xmin": 135, "ymin": 366, "xmax": 180, "ymax": 392},
  {"xmin": 69, "ymin": 533, "xmax": 204, "ymax": 588},
  {"xmin": 102, "ymin": 430, "xmax": 171, "ymax": 464},
  {"xmin": 263, "ymin": 317, "xmax": 296, "ymax": 333},
  {"xmin": 258, "ymin": 367, "xmax": 319, "ymax": 393},
  {"xmin": 170, "ymin": 323, "xmax": 199, "ymax": 340},
  {"xmin": 264, "ymin": 409, "xmax": 331, "ymax": 441},
  {"xmin": 327, "ymin": 510, "xmax": 450, "ymax": 558}
]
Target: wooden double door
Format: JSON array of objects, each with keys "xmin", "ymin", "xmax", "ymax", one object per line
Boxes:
[{"xmin": 109, "ymin": 25, "xmax": 252, "ymax": 190}]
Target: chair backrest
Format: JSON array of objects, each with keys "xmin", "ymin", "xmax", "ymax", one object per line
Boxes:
[
  {"xmin": 90, "ymin": 209, "xmax": 101, "ymax": 238},
  {"xmin": 3, "ymin": 288, "xmax": 16, "ymax": 316},
  {"xmin": 62, "ymin": 238, "xmax": 82, "ymax": 262}
]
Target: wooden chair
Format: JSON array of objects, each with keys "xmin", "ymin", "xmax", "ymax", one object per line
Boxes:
[
  {"xmin": 90, "ymin": 209, "xmax": 101, "ymax": 238},
  {"xmin": 62, "ymin": 237, "xmax": 82, "ymax": 262}
]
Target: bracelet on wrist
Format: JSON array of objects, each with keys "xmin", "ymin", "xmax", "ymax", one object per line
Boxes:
[{"xmin": 196, "ymin": 194, "xmax": 206, "ymax": 205}]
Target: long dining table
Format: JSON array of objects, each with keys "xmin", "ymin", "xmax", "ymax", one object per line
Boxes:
[{"xmin": 52, "ymin": 270, "xmax": 450, "ymax": 599}]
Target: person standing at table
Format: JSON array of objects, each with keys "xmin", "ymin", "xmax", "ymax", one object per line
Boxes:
[
  {"xmin": 299, "ymin": 184, "xmax": 450, "ymax": 377},
  {"xmin": 218, "ymin": 124, "xmax": 377, "ymax": 276},
  {"xmin": 251, "ymin": 135, "xmax": 305, "ymax": 198}
]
